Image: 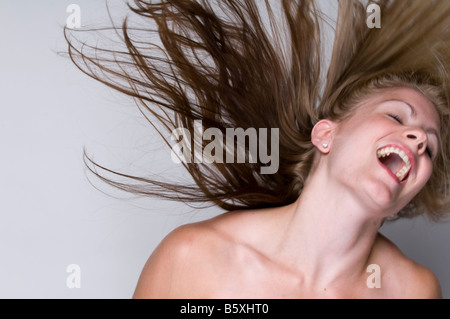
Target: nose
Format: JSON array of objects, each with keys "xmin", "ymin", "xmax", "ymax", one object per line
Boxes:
[{"xmin": 404, "ymin": 127, "xmax": 428, "ymax": 155}]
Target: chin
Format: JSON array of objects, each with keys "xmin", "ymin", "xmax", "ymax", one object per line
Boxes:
[{"xmin": 357, "ymin": 178, "xmax": 405, "ymax": 216}]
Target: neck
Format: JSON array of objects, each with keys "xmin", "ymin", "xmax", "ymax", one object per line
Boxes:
[{"xmin": 275, "ymin": 166, "xmax": 384, "ymax": 290}]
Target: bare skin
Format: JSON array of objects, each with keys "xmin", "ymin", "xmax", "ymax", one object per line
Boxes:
[
  {"xmin": 133, "ymin": 88, "xmax": 442, "ymax": 299},
  {"xmin": 133, "ymin": 209, "xmax": 440, "ymax": 298}
]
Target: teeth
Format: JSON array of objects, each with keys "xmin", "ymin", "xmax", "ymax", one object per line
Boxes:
[
  {"xmin": 377, "ymin": 146, "xmax": 412, "ymax": 182},
  {"xmin": 395, "ymin": 163, "xmax": 411, "ymax": 180}
]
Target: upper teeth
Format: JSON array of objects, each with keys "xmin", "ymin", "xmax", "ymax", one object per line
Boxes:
[{"xmin": 377, "ymin": 146, "xmax": 412, "ymax": 181}]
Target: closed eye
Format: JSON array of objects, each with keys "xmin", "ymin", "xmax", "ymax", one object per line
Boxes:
[
  {"xmin": 388, "ymin": 113, "xmax": 403, "ymax": 124},
  {"xmin": 388, "ymin": 113, "xmax": 434, "ymax": 159}
]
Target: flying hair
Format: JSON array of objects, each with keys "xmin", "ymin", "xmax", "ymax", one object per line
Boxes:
[{"xmin": 65, "ymin": 0, "xmax": 450, "ymax": 221}]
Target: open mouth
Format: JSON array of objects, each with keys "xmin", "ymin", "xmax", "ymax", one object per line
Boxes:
[{"xmin": 376, "ymin": 145, "xmax": 412, "ymax": 183}]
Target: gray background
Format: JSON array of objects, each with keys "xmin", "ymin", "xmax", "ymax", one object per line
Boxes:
[{"xmin": 0, "ymin": 0, "xmax": 448, "ymax": 298}]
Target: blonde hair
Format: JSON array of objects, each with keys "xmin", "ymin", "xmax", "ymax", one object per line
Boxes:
[
  {"xmin": 65, "ymin": 0, "xmax": 450, "ymax": 220},
  {"xmin": 318, "ymin": 1, "xmax": 450, "ymax": 220}
]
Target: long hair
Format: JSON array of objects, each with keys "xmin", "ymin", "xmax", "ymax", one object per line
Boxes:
[{"xmin": 65, "ymin": 0, "xmax": 450, "ymax": 220}]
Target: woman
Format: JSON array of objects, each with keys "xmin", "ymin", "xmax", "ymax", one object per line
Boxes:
[
  {"xmin": 66, "ymin": 0, "xmax": 450, "ymax": 298},
  {"xmin": 132, "ymin": 87, "xmax": 442, "ymax": 298}
]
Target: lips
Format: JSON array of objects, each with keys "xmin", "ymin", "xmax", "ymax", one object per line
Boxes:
[{"xmin": 376, "ymin": 144, "xmax": 414, "ymax": 183}]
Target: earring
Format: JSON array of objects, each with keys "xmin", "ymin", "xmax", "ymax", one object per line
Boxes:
[{"xmin": 322, "ymin": 143, "xmax": 329, "ymax": 148}]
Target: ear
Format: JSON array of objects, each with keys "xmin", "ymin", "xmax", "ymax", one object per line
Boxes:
[{"xmin": 311, "ymin": 119, "xmax": 336, "ymax": 154}]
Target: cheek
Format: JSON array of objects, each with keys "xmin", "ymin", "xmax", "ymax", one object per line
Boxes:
[
  {"xmin": 405, "ymin": 159, "xmax": 434, "ymax": 204},
  {"xmin": 333, "ymin": 116, "xmax": 385, "ymax": 152},
  {"xmin": 329, "ymin": 116, "xmax": 395, "ymax": 178},
  {"xmin": 416, "ymin": 160, "xmax": 434, "ymax": 186},
  {"xmin": 337, "ymin": 114, "xmax": 389, "ymax": 137}
]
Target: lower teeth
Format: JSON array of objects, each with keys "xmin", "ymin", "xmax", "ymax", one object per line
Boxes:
[{"xmin": 396, "ymin": 170, "xmax": 407, "ymax": 181}]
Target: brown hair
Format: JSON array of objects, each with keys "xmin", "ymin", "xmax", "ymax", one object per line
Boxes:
[{"xmin": 65, "ymin": 0, "xmax": 450, "ymax": 220}]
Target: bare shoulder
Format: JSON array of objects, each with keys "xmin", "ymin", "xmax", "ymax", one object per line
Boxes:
[
  {"xmin": 132, "ymin": 213, "xmax": 245, "ymax": 299},
  {"xmin": 372, "ymin": 233, "xmax": 442, "ymax": 299}
]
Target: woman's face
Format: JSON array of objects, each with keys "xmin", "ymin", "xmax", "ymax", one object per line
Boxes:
[{"xmin": 328, "ymin": 87, "xmax": 440, "ymax": 217}]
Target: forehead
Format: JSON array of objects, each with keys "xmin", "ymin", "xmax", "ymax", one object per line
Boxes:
[{"xmin": 359, "ymin": 87, "xmax": 441, "ymax": 130}]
